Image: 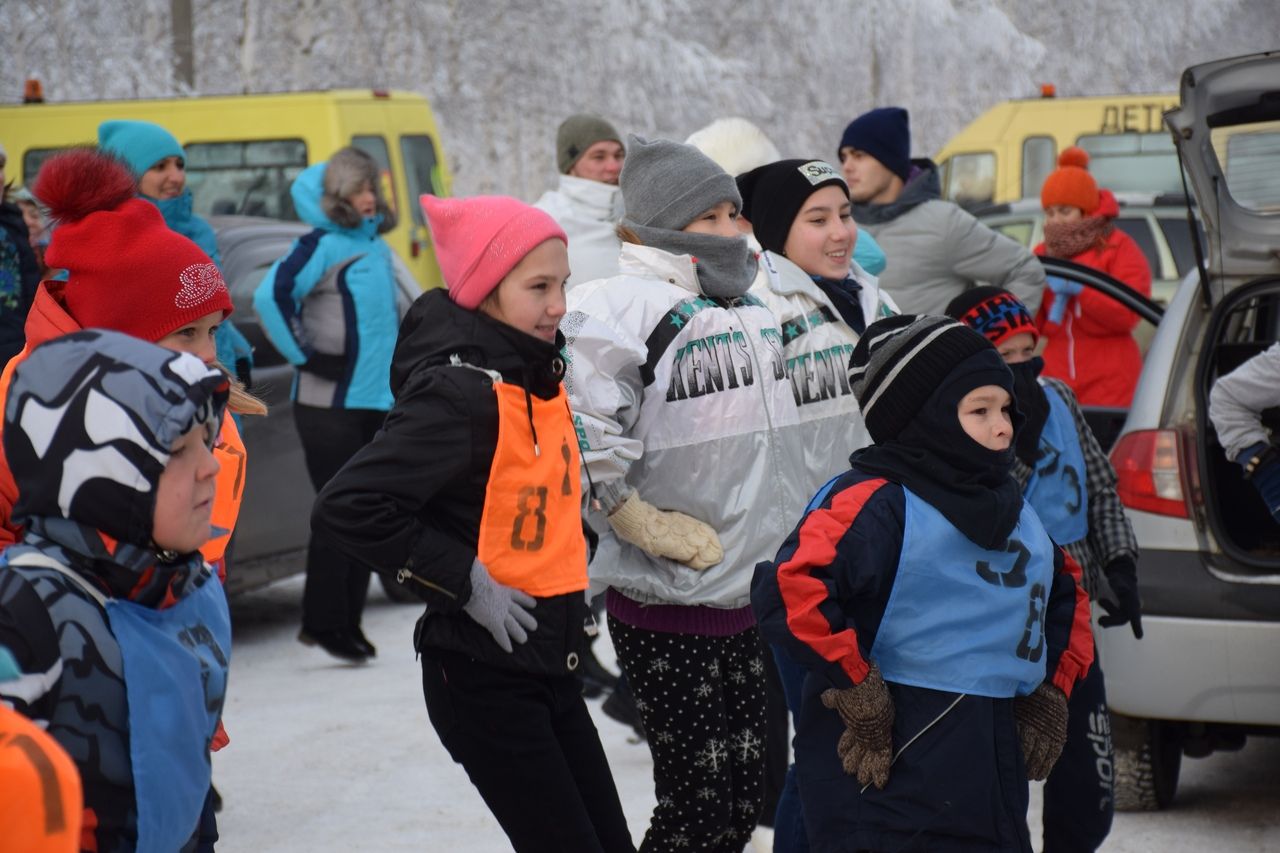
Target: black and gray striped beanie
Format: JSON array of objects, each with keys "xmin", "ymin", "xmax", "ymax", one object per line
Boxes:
[{"xmin": 848, "ymin": 314, "xmax": 994, "ymax": 443}]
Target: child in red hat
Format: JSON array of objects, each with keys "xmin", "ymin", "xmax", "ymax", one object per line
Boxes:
[
  {"xmin": 311, "ymin": 194, "xmax": 635, "ymax": 852},
  {"xmin": 1034, "ymin": 148, "xmax": 1152, "ymax": 406}
]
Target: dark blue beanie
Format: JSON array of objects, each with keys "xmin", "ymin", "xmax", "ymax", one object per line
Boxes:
[{"xmin": 839, "ymin": 107, "xmax": 911, "ymax": 184}]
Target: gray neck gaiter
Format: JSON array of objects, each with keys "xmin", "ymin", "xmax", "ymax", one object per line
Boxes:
[{"xmin": 625, "ymin": 222, "xmax": 758, "ymax": 298}]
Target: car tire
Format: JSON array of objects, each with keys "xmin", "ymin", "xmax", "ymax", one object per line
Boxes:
[
  {"xmin": 378, "ymin": 572, "xmax": 422, "ymax": 604},
  {"xmin": 1113, "ymin": 714, "xmax": 1182, "ymax": 811}
]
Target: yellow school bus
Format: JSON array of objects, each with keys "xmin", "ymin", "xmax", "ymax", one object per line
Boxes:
[
  {"xmin": 0, "ymin": 89, "xmax": 453, "ymax": 289},
  {"xmin": 935, "ymin": 91, "xmax": 1181, "ymax": 208}
]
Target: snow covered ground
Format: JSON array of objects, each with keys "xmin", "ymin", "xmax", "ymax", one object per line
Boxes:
[{"xmin": 216, "ymin": 576, "xmax": 1280, "ymax": 852}]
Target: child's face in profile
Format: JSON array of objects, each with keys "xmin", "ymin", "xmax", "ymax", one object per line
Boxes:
[
  {"xmin": 481, "ymin": 238, "xmax": 569, "ymax": 343},
  {"xmin": 957, "ymin": 384, "xmax": 1014, "ymax": 451},
  {"xmin": 152, "ymin": 421, "xmax": 220, "ymax": 554}
]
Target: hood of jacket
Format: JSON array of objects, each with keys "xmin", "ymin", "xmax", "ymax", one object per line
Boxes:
[
  {"xmin": 21, "ymin": 281, "xmax": 81, "ymax": 349},
  {"xmin": 290, "ymin": 162, "xmax": 380, "ymax": 238},
  {"xmin": 391, "ymin": 288, "xmax": 565, "ymax": 399},
  {"xmin": 853, "ymin": 158, "xmax": 942, "ymax": 226},
  {"xmin": 554, "ymin": 174, "xmax": 624, "ymax": 221}
]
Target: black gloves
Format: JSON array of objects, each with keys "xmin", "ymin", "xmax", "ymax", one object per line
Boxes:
[
  {"xmin": 821, "ymin": 664, "xmax": 895, "ymax": 789},
  {"xmin": 1099, "ymin": 556, "xmax": 1143, "ymax": 639},
  {"xmin": 1014, "ymin": 682, "xmax": 1069, "ymax": 780}
]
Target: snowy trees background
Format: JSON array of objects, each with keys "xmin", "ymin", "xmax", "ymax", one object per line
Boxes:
[{"xmin": 3, "ymin": 0, "xmax": 1277, "ymax": 198}]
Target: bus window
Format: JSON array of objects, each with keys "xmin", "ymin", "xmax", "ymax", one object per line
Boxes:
[
  {"xmin": 1113, "ymin": 217, "xmax": 1160, "ymax": 277},
  {"xmin": 351, "ymin": 135, "xmax": 398, "ymax": 217},
  {"xmin": 185, "ymin": 139, "xmax": 307, "ymax": 220},
  {"xmin": 1075, "ymin": 133, "xmax": 1179, "ymax": 196},
  {"xmin": 22, "ymin": 148, "xmax": 74, "ymax": 186},
  {"xmin": 946, "ymin": 152, "xmax": 995, "ymax": 208},
  {"xmin": 1022, "ymin": 137, "xmax": 1056, "ymax": 199},
  {"xmin": 1158, "ymin": 216, "xmax": 1205, "ymax": 279},
  {"xmin": 399, "ymin": 135, "xmax": 440, "ymax": 227}
]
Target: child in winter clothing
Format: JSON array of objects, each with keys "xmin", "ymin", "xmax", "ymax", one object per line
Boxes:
[
  {"xmin": 948, "ymin": 286, "xmax": 1141, "ymax": 852},
  {"xmin": 97, "ymin": 119, "xmax": 255, "ymax": 385},
  {"xmin": 311, "ymin": 194, "xmax": 634, "ymax": 853},
  {"xmin": 0, "ymin": 147, "xmax": 41, "ymax": 366},
  {"xmin": 1034, "ymin": 147, "xmax": 1152, "ymax": 406},
  {"xmin": 736, "ymin": 157, "xmax": 897, "ymax": 851},
  {"xmin": 0, "ymin": 149, "xmax": 257, "ymax": 577},
  {"xmin": 254, "ymin": 146, "xmax": 405, "ymax": 663},
  {"xmin": 0, "ymin": 329, "xmax": 232, "ymax": 853},
  {"xmin": 753, "ymin": 314, "xmax": 1095, "ymax": 853},
  {"xmin": 1209, "ymin": 342, "xmax": 1280, "ymax": 522},
  {"xmin": 562, "ymin": 134, "xmax": 806, "ymax": 852}
]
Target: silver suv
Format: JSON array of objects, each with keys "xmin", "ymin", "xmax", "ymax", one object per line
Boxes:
[{"xmin": 1099, "ymin": 51, "xmax": 1280, "ymax": 811}]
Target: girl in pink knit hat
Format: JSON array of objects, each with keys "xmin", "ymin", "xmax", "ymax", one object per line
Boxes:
[{"xmin": 311, "ymin": 194, "xmax": 635, "ymax": 852}]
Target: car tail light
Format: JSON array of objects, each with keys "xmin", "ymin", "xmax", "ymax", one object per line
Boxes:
[{"xmin": 1111, "ymin": 429, "xmax": 1191, "ymax": 518}]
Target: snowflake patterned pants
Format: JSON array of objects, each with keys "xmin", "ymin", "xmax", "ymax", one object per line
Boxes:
[{"xmin": 609, "ymin": 618, "xmax": 768, "ymax": 852}]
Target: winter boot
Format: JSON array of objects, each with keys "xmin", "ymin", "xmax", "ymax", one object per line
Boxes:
[{"xmin": 602, "ymin": 674, "xmax": 646, "ymax": 742}]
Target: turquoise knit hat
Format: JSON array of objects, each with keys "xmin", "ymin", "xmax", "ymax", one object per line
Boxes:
[{"xmin": 97, "ymin": 119, "xmax": 186, "ymax": 178}]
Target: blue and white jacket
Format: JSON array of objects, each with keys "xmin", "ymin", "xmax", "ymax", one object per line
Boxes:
[{"xmin": 252, "ymin": 163, "xmax": 400, "ymax": 411}]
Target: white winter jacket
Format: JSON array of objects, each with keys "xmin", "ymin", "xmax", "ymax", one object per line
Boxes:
[
  {"xmin": 562, "ymin": 244, "xmax": 807, "ymax": 608},
  {"xmin": 751, "ymin": 251, "xmax": 898, "ymax": 495},
  {"xmin": 534, "ymin": 175, "xmax": 624, "ymax": 289}
]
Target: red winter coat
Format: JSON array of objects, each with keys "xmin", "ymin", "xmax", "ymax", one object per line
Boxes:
[{"xmin": 1034, "ymin": 197, "xmax": 1152, "ymax": 407}]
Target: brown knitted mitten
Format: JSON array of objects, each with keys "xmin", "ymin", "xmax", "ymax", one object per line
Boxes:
[
  {"xmin": 1014, "ymin": 682, "xmax": 1069, "ymax": 780},
  {"xmin": 820, "ymin": 664, "xmax": 895, "ymax": 789}
]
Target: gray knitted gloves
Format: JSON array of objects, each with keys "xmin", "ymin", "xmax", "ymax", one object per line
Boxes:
[
  {"xmin": 607, "ymin": 491, "xmax": 723, "ymax": 570},
  {"xmin": 1014, "ymin": 682, "xmax": 1069, "ymax": 780},
  {"xmin": 462, "ymin": 559, "xmax": 538, "ymax": 653},
  {"xmin": 821, "ymin": 664, "xmax": 895, "ymax": 789}
]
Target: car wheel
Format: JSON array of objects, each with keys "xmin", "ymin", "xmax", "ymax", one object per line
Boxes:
[
  {"xmin": 378, "ymin": 572, "xmax": 422, "ymax": 604},
  {"xmin": 1112, "ymin": 713, "xmax": 1182, "ymax": 811}
]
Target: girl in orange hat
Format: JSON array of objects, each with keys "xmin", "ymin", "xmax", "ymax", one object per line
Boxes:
[{"xmin": 1034, "ymin": 148, "xmax": 1152, "ymax": 407}]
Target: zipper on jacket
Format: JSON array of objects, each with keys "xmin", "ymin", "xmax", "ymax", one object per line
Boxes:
[
  {"xmin": 729, "ymin": 306, "xmax": 790, "ymax": 530},
  {"xmin": 396, "ymin": 566, "xmax": 458, "ymax": 600}
]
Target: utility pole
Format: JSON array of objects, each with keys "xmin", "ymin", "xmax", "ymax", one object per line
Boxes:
[{"xmin": 172, "ymin": 0, "xmax": 195, "ymax": 90}]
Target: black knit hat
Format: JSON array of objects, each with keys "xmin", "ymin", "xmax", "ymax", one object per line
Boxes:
[
  {"xmin": 736, "ymin": 159, "xmax": 848, "ymax": 255},
  {"xmin": 848, "ymin": 314, "xmax": 998, "ymax": 443}
]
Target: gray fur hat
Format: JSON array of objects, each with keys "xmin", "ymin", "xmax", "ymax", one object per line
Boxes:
[
  {"xmin": 619, "ymin": 134, "xmax": 741, "ymax": 231},
  {"xmin": 321, "ymin": 146, "xmax": 397, "ymax": 233}
]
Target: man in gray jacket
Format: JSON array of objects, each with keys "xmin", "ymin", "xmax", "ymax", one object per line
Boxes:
[
  {"xmin": 1209, "ymin": 342, "xmax": 1280, "ymax": 521},
  {"xmin": 839, "ymin": 107, "xmax": 1044, "ymax": 316}
]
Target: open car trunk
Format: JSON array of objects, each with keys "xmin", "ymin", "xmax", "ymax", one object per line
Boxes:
[{"xmin": 1198, "ymin": 277, "xmax": 1280, "ymax": 561}]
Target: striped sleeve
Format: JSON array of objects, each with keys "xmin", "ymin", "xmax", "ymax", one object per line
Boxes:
[
  {"xmin": 752, "ymin": 477, "xmax": 893, "ymax": 687},
  {"xmin": 1044, "ymin": 547, "xmax": 1095, "ymax": 698}
]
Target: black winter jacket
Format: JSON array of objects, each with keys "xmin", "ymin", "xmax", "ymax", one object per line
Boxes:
[
  {"xmin": 0, "ymin": 201, "xmax": 40, "ymax": 364},
  {"xmin": 312, "ymin": 289, "xmax": 590, "ymax": 675}
]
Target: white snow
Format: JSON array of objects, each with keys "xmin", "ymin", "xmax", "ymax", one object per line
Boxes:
[{"xmin": 216, "ymin": 576, "xmax": 1280, "ymax": 852}]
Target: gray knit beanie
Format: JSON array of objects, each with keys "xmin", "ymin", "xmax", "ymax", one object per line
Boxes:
[
  {"xmin": 848, "ymin": 314, "xmax": 994, "ymax": 443},
  {"xmin": 557, "ymin": 114, "xmax": 623, "ymax": 174},
  {"xmin": 619, "ymin": 134, "xmax": 742, "ymax": 231}
]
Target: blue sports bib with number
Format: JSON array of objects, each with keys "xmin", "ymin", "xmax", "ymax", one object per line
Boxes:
[
  {"xmin": 871, "ymin": 489, "xmax": 1055, "ymax": 698},
  {"xmin": 1025, "ymin": 383, "xmax": 1089, "ymax": 547}
]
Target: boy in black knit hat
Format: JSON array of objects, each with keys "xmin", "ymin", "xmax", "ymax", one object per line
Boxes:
[
  {"xmin": 752, "ymin": 314, "xmax": 1095, "ymax": 853},
  {"xmin": 947, "ymin": 286, "xmax": 1141, "ymax": 853}
]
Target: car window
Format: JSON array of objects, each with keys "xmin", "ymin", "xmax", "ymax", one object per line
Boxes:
[
  {"xmin": 399, "ymin": 135, "xmax": 440, "ymax": 227},
  {"xmin": 1210, "ymin": 121, "xmax": 1280, "ymax": 213},
  {"xmin": 1112, "ymin": 217, "xmax": 1160, "ymax": 277},
  {"xmin": 991, "ymin": 218, "xmax": 1036, "ymax": 247},
  {"xmin": 1076, "ymin": 133, "xmax": 1181, "ymax": 196},
  {"xmin": 945, "ymin": 152, "xmax": 995, "ymax": 208},
  {"xmin": 1022, "ymin": 137, "xmax": 1056, "ymax": 199},
  {"xmin": 185, "ymin": 139, "xmax": 307, "ymax": 220},
  {"xmin": 351, "ymin": 135, "xmax": 399, "ymax": 219},
  {"xmin": 1157, "ymin": 215, "xmax": 1206, "ymax": 278}
]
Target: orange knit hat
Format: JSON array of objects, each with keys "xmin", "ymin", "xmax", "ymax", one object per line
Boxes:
[{"xmin": 1040, "ymin": 147, "xmax": 1099, "ymax": 215}]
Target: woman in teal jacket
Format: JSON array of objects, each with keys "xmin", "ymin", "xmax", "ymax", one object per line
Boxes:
[{"xmin": 253, "ymin": 147, "xmax": 402, "ymax": 663}]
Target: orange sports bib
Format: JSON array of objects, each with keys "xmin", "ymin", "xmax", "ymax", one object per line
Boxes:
[{"xmin": 477, "ymin": 383, "xmax": 588, "ymax": 597}]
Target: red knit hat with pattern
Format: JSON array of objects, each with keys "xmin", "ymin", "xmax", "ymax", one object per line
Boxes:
[
  {"xmin": 1039, "ymin": 147, "xmax": 1100, "ymax": 215},
  {"xmin": 33, "ymin": 148, "xmax": 233, "ymax": 342}
]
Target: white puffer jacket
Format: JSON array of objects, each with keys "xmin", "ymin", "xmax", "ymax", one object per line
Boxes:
[
  {"xmin": 750, "ymin": 251, "xmax": 898, "ymax": 495},
  {"xmin": 562, "ymin": 244, "xmax": 807, "ymax": 609},
  {"xmin": 534, "ymin": 175, "xmax": 624, "ymax": 289}
]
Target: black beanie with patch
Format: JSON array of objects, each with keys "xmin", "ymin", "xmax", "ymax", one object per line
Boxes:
[{"xmin": 736, "ymin": 159, "xmax": 848, "ymax": 255}]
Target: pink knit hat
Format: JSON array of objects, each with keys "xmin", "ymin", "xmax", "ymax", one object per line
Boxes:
[{"xmin": 420, "ymin": 194, "xmax": 567, "ymax": 309}]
